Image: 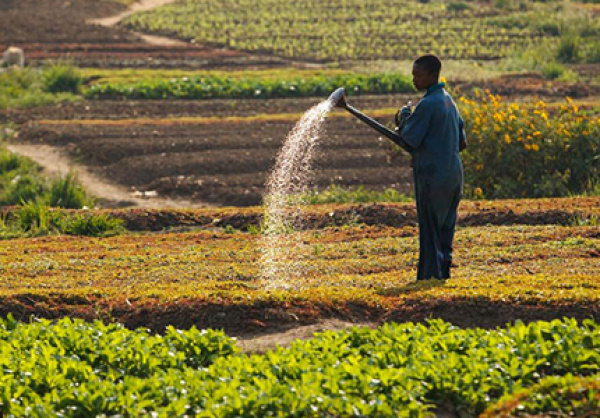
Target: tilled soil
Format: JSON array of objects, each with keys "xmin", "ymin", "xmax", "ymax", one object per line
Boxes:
[
  {"xmin": 0, "ymin": 0, "xmax": 292, "ymax": 69},
  {"xmin": 1, "ymin": 95, "xmax": 413, "ymax": 124},
  {"xmin": 14, "ymin": 108, "xmax": 414, "ymax": 206}
]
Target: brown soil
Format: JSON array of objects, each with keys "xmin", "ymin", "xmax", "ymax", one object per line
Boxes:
[
  {"xmin": 4, "ymin": 197, "xmax": 596, "ymax": 232},
  {"xmin": 11, "ymin": 109, "xmax": 414, "ymax": 206},
  {"xmin": 1, "ymin": 95, "xmax": 411, "ymax": 124},
  {"xmin": 456, "ymin": 72, "xmax": 600, "ymax": 99},
  {"xmin": 0, "ymin": 0, "xmax": 308, "ymax": 69},
  {"xmin": 2, "ymin": 294, "xmax": 599, "ymax": 345},
  {"xmin": 0, "ymin": 0, "xmax": 137, "ymax": 44},
  {"xmin": 4, "ymin": 143, "xmax": 212, "ymax": 208}
]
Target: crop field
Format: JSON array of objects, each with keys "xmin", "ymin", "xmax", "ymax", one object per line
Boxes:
[
  {"xmin": 3, "ymin": 0, "xmax": 600, "ymax": 415},
  {"xmin": 0, "ymin": 196, "xmax": 598, "ymax": 331},
  {"xmin": 124, "ymin": 0, "xmax": 575, "ymax": 61},
  {"xmin": 0, "ymin": 196, "xmax": 599, "ymax": 415}
]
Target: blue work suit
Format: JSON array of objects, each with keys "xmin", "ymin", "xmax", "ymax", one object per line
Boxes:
[{"xmin": 400, "ymin": 82, "xmax": 465, "ymax": 280}]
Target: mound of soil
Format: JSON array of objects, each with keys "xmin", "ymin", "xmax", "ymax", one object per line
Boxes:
[{"xmin": 105, "ymin": 201, "xmax": 596, "ymax": 231}]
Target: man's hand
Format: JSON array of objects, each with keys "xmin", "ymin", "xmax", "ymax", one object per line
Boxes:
[{"xmin": 395, "ymin": 105, "xmax": 412, "ymax": 129}]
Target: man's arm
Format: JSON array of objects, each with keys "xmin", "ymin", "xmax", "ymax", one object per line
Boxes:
[{"xmin": 459, "ymin": 116, "xmax": 467, "ymax": 152}]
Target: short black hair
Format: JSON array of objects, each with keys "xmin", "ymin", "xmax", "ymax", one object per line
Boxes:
[{"xmin": 414, "ymin": 54, "xmax": 442, "ymax": 77}]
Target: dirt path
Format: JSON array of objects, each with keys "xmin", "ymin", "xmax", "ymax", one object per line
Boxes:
[
  {"xmin": 6, "ymin": 143, "xmax": 211, "ymax": 209},
  {"xmin": 88, "ymin": 0, "xmax": 190, "ymax": 47},
  {"xmin": 89, "ymin": 0, "xmax": 179, "ymax": 27},
  {"xmin": 237, "ymin": 319, "xmax": 377, "ymax": 354}
]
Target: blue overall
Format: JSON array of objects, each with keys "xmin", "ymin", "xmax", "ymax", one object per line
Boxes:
[{"xmin": 400, "ymin": 82, "xmax": 465, "ymax": 280}]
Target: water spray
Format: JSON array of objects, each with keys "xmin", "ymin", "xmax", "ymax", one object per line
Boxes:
[{"xmin": 328, "ymin": 87, "xmax": 414, "ymax": 153}]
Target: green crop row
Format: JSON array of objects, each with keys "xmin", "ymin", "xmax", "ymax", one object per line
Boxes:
[
  {"xmin": 85, "ymin": 72, "xmax": 414, "ymax": 100},
  {"xmin": 0, "ymin": 317, "xmax": 599, "ymax": 417}
]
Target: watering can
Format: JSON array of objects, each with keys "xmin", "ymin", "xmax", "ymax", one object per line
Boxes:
[{"xmin": 328, "ymin": 87, "xmax": 414, "ymax": 153}]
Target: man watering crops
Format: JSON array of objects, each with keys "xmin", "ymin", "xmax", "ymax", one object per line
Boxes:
[
  {"xmin": 331, "ymin": 54, "xmax": 466, "ymax": 279},
  {"xmin": 397, "ymin": 54, "xmax": 467, "ymax": 279}
]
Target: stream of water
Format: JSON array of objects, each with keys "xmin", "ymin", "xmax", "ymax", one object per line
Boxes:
[{"xmin": 261, "ymin": 98, "xmax": 334, "ymax": 288}]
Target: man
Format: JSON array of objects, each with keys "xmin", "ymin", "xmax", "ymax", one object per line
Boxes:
[{"xmin": 398, "ymin": 54, "xmax": 466, "ymax": 280}]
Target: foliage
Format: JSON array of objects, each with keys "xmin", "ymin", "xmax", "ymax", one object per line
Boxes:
[
  {"xmin": 47, "ymin": 171, "xmax": 93, "ymax": 209},
  {"xmin": 0, "ymin": 202, "xmax": 123, "ymax": 238},
  {"xmin": 86, "ymin": 71, "xmax": 414, "ymax": 100},
  {"xmin": 0, "ymin": 172, "xmax": 47, "ymax": 205},
  {"xmin": 482, "ymin": 374, "xmax": 600, "ymax": 417},
  {"xmin": 62, "ymin": 212, "xmax": 125, "ymax": 237},
  {"xmin": 301, "ymin": 185, "xmax": 413, "ymax": 204},
  {"xmin": 42, "ymin": 61, "xmax": 83, "ymax": 94},
  {"xmin": 459, "ymin": 93, "xmax": 600, "ymax": 198},
  {"xmin": 0, "ymin": 67, "xmax": 79, "ymax": 110},
  {"xmin": 122, "ymin": 0, "xmax": 562, "ymax": 61},
  {"xmin": 0, "ymin": 316, "xmax": 599, "ymax": 416},
  {"xmin": 15, "ymin": 199, "xmax": 66, "ymax": 233},
  {"xmin": 0, "ymin": 315, "xmax": 239, "ymax": 417},
  {"xmin": 0, "ymin": 147, "xmax": 93, "ymax": 209}
]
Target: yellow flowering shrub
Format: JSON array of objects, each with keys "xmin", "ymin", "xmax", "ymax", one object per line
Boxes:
[{"xmin": 459, "ymin": 93, "xmax": 600, "ymax": 198}]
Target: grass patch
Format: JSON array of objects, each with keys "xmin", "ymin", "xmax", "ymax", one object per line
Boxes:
[
  {"xmin": 301, "ymin": 185, "xmax": 413, "ymax": 204},
  {"xmin": 0, "ymin": 64, "xmax": 81, "ymax": 110}
]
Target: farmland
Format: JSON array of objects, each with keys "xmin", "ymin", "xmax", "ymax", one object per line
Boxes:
[
  {"xmin": 2, "ymin": 0, "xmax": 600, "ymax": 415},
  {"xmin": 123, "ymin": 0, "xmax": 556, "ymax": 61}
]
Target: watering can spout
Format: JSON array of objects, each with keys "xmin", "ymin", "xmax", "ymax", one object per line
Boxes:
[
  {"xmin": 328, "ymin": 87, "xmax": 347, "ymax": 107},
  {"xmin": 331, "ymin": 87, "xmax": 414, "ymax": 154}
]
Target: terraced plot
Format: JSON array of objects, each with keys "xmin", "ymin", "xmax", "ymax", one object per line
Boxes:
[{"xmin": 17, "ymin": 98, "xmax": 417, "ymax": 206}]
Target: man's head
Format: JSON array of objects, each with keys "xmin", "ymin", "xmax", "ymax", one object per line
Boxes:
[{"xmin": 412, "ymin": 54, "xmax": 442, "ymax": 91}]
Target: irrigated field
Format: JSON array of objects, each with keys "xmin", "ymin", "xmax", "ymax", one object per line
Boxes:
[
  {"xmin": 0, "ymin": 196, "xmax": 598, "ymax": 334},
  {"xmin": 2, "ymin": 0, "xmax": 600, "ymax": 415}
]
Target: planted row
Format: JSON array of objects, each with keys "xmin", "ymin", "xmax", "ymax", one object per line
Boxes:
[
  {"xmin": 85, "ymin": 72, "xmax": 414, "ymax": 100},
  {"xmin": 0, "ymin": 317, "xmax": 599, "ymax": 417}
]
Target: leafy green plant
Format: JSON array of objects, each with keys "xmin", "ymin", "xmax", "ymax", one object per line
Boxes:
[
  {"xmin": 556, "ymin": 34, "xmax": 581, "ymax": 63},
  {"xmin": 0, "ymin": 67, "xmax": 80, "ymax": 110},
  {"xmin": 0, "ymin": 317, "xmax": 598, "ymax": 416},
  {"xmin": 42, "ymin": 61, "xmax": 83, "ymax": 94},
  {"xmin": 47, "ymin": 171, "xmax": 93, "ymax": 209},
  {"xmin": 15, "ymin": 200, "xmax": 64, "ymax": 233},
  {"xmin": 0, "ymin": 173, "xmax": 47, "ymax": 205},
  {"xmin": 64, "ymin": 212, "xmax": 124, "ymax": 237},
  {"xmin": 86, "ymin": 72, "xmax": 414, "ymax": 100}
]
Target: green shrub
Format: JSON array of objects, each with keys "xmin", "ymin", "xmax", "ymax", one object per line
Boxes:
[
  {"xmin": 460, "ymin": 93, "xmax": 600, "ymax": 198},
  {"xmin": 0, "ymin": 173, "xmax": 47, "ymax": 205},
  {"xmin": 0, "ymin": 67, "xmax": 80, "ymax": 110},
  {"xmin": 47, "ymin": 171, "xmax": 92, "ymax": 209},
  {"xmin": 15, "ymin": 200, "xmax": 65, "ymax": 233},
  {"xmin": 541, "ymin": 61, "xmax": 566, "ymax": 79},
  {"xmin": 42, "ymin": 61, "xmax": 83, "ymax": 94},
  {"xmin": 556, "ymin": 34, "xmax": 581, "ymax": 63},
  {"xmin": 64, "ymin": 212, "xmax": 124, "ymax": 237}
]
